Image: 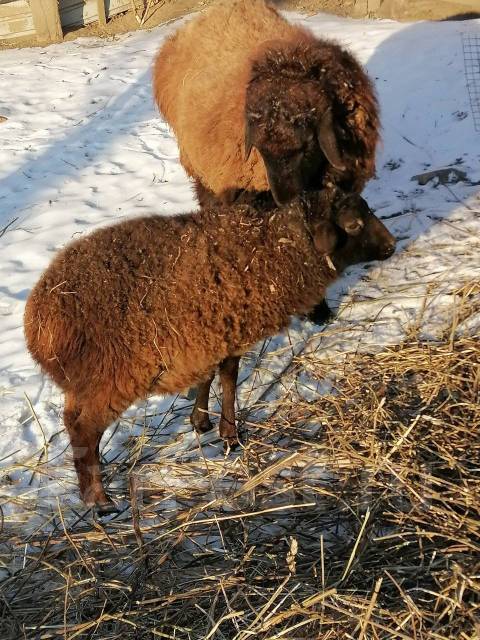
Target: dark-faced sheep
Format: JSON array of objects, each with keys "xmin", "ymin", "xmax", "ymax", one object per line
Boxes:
[
  {"xmin": 24, "ymin": 189, "xmax": 395, "ymax": 510},
  {"xmin": 153, "ymin": 0, "xmax": 379, "ymax": 207}
]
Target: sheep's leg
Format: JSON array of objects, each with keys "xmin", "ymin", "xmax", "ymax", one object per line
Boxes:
[
  {"xmin": 190, "ymin": 375, "xmax": 214, "ymax": 433},
  {"xmin": 64, "ymin": 392, "xmax": 116, "ymax": 512},
  {"xmin": 218, "ymin": 356, "xmax": 240, "ymax": 448}
]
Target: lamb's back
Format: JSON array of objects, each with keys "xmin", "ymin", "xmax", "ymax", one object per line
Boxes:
[{"xmin": 25, "ymin": 205, "xmax": 324, "ymax": 396}]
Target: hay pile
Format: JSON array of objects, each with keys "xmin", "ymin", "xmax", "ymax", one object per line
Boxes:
[{"xmin": 0, "ymin": 319, "xmax": 479, "ymax": 638}]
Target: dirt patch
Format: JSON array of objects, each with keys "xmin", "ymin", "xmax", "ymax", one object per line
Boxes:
[{"xmin": 60, "ymin": 0, "xmax": 355, "ymax": 41}]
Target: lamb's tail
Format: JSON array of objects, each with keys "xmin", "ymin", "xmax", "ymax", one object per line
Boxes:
[{"xmin": 24, "ymin": 293, "xmax": 81, "ymax": 390}]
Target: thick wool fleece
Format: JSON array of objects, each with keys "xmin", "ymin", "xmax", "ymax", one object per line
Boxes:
[
  {"xmin": 24, "ymin": 200, "xmax": 335, "ymax": 417},
  {"xmin": 153, "ymin": 0, "xmax": 379, "ymax": 198}
]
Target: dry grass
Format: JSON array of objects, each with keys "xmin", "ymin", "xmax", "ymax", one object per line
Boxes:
[{"xmin": 0, "ymin": 301, "xmax": 479, "ymax": 639}]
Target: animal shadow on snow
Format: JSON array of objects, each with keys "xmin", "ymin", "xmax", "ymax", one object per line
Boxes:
[
  {"xmin": 0, "ymin": 67, "xmax": 156, "ymax": 231},
  {"xmin": 323, "ymin": 13, "xmax": 480, "ymax": 323}
]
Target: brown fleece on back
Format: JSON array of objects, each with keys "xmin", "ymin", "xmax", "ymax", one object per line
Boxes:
[
  {"xmin": 153, "ymin": 0, "xmax": 379, "ymax": 199},
  {"xmin": 24, "ymin": 200, "xmax": 335, "ymax": 415}
]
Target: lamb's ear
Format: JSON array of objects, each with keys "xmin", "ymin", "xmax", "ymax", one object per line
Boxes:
[
  {"xmin": 244, "ymin": 120, "xmax": 254, "ymax": 161},
  {"xmin": 312, "ymin": 220, "xmax": 338, "ymax": 256},
  {"xmin": 335, "ymin": 206, "xmax": 365, "ymax": 236},
  {"xmin": 317, "ymin": 108, "xmax": 346, "ymax": 171}
]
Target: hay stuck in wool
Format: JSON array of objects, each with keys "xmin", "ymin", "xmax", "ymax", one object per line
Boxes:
[{"xmin": 0, "ymin": 296, "xmax": 479, "ymax": 639}]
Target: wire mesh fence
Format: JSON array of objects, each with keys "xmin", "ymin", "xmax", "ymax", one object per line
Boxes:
[{"xmin": 462, "ymin": 33, "xmax": 480, "ymax": 132}]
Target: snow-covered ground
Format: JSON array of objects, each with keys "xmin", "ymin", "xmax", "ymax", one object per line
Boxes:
[{"xmin": 0, "ymin": 12, "xmax": 479, "ymax": 528}]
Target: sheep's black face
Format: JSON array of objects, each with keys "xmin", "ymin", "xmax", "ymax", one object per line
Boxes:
[
  {"xmin": 258, "ymin": 144, "xmax": 317, "ymax": 207},
  {"xmin": 330, "ymin": 194, "xmax": 396, "ymax": 271},
  {"xmin": 245, "ymin": 111, "xmax": 321, "ymax": 206},
  {"xmin": 245, "ymin": 80, "xmax": 346, "ymax": 206}
]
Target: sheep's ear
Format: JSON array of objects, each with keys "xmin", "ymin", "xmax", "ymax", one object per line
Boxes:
[
  {"xmin": 244, "ymin": 121, "xmax": 254, "ymax": 161},
  {"xmin": 262, "ymin": 155, "xmax": 299, "ymax": 206},
  {"xmin": 317, "ymin": 108, "xmax": 346, "ymax": 171},
  {"xmin": 312, "ymin": 221, "xmax": 338, "ymax": 256}
]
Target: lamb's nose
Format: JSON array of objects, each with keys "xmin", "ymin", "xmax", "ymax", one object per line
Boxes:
[{"xmin": 382, "ymin": 242, "xmax": 396, "ymax": 259}]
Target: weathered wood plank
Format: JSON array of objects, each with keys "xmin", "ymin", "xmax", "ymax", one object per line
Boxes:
[
  {"xmin": 0, "ymin": 0, "xmax": 35, "ymax": 40},
  {"xmin": 30, "ymin": 0, "xmax": 62, "ymax": 42},
  {"xmin": 96, "ymin": 0, "xmax": 106, "ymax": 26}
]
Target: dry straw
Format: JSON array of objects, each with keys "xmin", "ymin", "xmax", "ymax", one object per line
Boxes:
[{"xmin": 0, "ymin": 286, "xmax": 479, "ymax": 639}]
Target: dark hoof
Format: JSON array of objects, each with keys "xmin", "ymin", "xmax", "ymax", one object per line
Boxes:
[
  {"xmin": 94, "ymin": 501, "xmax": 119, "ymax": 516},
  {"xmin": 220, "ymin": 416, "xmax": 239, "ymax": 451},
  {"xmin": 223, "ymin": 437, "xmax": 240, "ymax": 453},
  {"xmin": 195, "ymin": 421, "xmax": 213, "ymax": 434},
  {"xmin": 307, "ymin": 300, "xmax": 334, "ymax": 326},
  {"xmin": 191, "ymin": 416, "xmax": 213, "ymax": 434}
]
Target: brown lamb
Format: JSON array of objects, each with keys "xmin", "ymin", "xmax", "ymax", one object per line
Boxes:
[
  {"xmin": 24, "ymin": 188, "xmax": 395, "ymax": 511},
  {"xmin": 153, "ymin": 0, "xmax": 379, "ymax": 207}
]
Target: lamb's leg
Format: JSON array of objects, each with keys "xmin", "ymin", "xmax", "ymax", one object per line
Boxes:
[
  {"xmin": 190, "ymin": 375, "xmax": 214, "ymax": 433},
  {"xmin": 64, "ymin": 392, "xmax": 116, "ymax": 512},
  {"xmin": 307, "ymin": 299, "xmax": 334, "ymax": 325},
  {"xmin": 218, "ymin": 356, "xmax": 240, "ymax": 448}
]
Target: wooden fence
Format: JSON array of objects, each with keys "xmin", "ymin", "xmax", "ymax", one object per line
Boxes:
[
  {"xmin": 0, "ymin": 0, "xmax": 130, "ymax": 43},
  {"xmin": 1, "ymin": 0, "xmax": 479, "ymax": 44},
  {"xmin": 353, "ymin": 0, "xmax": 480, "ymax": 20}
]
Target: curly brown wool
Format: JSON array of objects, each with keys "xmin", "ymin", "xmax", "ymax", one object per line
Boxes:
[{"xmin": 24, "ymin": 189, "xmax": 394, "ymax": 510}]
